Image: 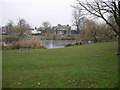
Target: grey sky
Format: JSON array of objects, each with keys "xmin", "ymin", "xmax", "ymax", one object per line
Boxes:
[{"xmin": 1, "ymin": 0, "xmax": 76, "ymax": 28}]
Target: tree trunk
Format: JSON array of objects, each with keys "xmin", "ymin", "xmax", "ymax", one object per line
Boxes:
[
  {"xmin": 118, "ymin": 33, "xmax": 120, "ymax": 56},
  {"xmin": 93, "ymin": 32, "xmax": 97, "ymax": 43},
  {"xmin": 77, "ymin": 25, "xmax": 80, "ymax": 34},
  {"xmin": 94, "ymin": 36, "xmax": 97, "ymax": 43}
]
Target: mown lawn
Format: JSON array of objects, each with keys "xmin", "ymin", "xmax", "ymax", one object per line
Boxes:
[{"xmin": 2, "ymin": 42, "xmax": 118, "ymax": 88}]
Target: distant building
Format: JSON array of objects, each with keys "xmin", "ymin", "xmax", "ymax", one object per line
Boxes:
[
  {"xmin": 30, "ymin": 27, "xmax": 41, "ymax": 35},
  {"xmin": 52, "ymin": 24, "xmax": 71, "ymax": 36},
  {"xmin": 2, "ymin": 26, "xmax": 7, "ymax": 35}
]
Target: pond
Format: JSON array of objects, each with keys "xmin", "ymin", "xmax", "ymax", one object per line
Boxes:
[
  {"xmin": 45, "ymin": 40, "xmax": 76, "ymax": 49},
  {"xmin": 2, "ymin": 39, "xmax": 77, "ymax": 49}
]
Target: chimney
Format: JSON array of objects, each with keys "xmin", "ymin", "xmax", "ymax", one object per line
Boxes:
[
  {"xmin": 58, "ymin": 24, "xmax": 61, "ymax": 26},
  {"xmin": 35, "ymin": 27, "xmax": 37, "ymax": 29},
  {"xmin": 67, "ymin": 24, "xmax": 69, "ymax": 26}
]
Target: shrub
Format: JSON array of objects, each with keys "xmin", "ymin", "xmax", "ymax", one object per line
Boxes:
[
  {"xmin": 9, "ymin": 41, "xmax": 20, "ymax": 49},
  {"xmin": 65, "ymin": 43, "xmax": 73, "ymax": 47},
  {"xmin": 19, "ymin": 37, "xmax": 46, "ymax": 49},
  {"xmin": 64, "ymin": 40, "xmax": 84, "ymax": 47},
  {"xmin": 3, "ymin": 36, "xmax": 46, "ymax": 50},
  {"xmin": 75, "ymin": 41, "xmax": 79, "ymax": 45},
  {"xmin": 61, "ymin": 37, "xmax": 75, "ymax": 40},
  {"xmin": 2, "ymin": 37, "xmax": 19, "ymax": 43}
]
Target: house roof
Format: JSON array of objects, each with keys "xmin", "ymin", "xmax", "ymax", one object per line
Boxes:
[{"xmin": 52, "ymin": 24, "xmax": 71, "ymax": 30}]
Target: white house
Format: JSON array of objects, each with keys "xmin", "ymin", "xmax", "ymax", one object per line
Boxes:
[
  {"xmin": 52, "ymin": 24, "xmax": 71, "ymax": 36},
  {"xmin": 30, "ymin": 28, "xmax": 41, "ymax": 35}
]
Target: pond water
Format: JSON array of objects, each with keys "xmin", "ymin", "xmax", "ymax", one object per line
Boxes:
[
  {"xmin": 45, "ymin": 40, "xmax": 76, "ymax": 49},
  {"xmin": 3, "ymin": 39, "xmax": 77, "ymax": 49}
]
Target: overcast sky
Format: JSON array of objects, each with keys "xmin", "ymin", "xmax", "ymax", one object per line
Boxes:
[{"xmin": 1, "ymin": 0, "xmax": 76, "ymax": 28}]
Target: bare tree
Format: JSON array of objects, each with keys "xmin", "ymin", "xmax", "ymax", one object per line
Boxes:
[
  {"xmin": 5, "ymin": 19, "xmax": 30, "ymax": 37},
  {"xmin": 8, "ymin": 19, "xmax": 30, "ymax": 37},
  {"xmin": 74, "ymin": 0, "xmax": 120, "ymax": 55},
  {"xmin": 42, "ymin": 21, "xmax": 51, "ymax": 33},
  {"xmin": 13, "ymin": 25, "xmax": 30, "ymax": 37},
  {"xmin": 46, "ymin": 28, "xmax": 51, "ymax": 39},
  {"xmin": 5, "ymin": 21, "xmax": 14, "ymax": 35},
  {"xmin": 72, "ymin": 7, "xmax": 85, "ymax": 34},
  {"xmin": 18, "ymin": 18, "xmax": 27, "ymax": 26}
]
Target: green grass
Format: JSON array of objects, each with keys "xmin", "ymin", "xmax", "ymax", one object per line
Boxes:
[
  {"xmin": 39, "ymin": 35, "xmax": 76, "ymax": 40},
  {"xmin": 2, "ymin": 42, "xmax": 118, "ymax": 88},
  {"xmin": 2, "ymin": 35, "xmax": 19, "ymax": 38},
  {"xmin": 2, "ymin": 35, "xmax": 76, "ymax": 40},
  {"xmin": 98, "ymin": 37, "xmax": 118, "ymax": 42},
  {"xmin": 39, "ymin": 35, "xmax": 62, "ymax": 39}
]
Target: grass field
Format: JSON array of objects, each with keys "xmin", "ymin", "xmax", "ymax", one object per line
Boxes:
[
  {"xmin": 2, "ymin": 42, "xmax": 118, "ymax": 88},
  {"xmin": 2, "ymin": 35, "xmax": 19, "ymax": 38},
  {"xmin": 2, "ymin": 35, "xmax": 118, "ymax": 41}
]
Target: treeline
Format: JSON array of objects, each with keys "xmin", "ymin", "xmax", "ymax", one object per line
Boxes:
[
  {"xmin": 2, "ymin": 19, "xmax": 52, "ymax": 36},
  {"xmin": 80, "ymin": 19, "xmax": 117, "ymax": 43},
  {"xmin": 2, "ymin": 18, "xmax": 30, "ymax": 37},
  {"xmin": 72, "ymin": 7, "xmax": 118, "ymax": 42},
  {"xmin": 71, "ymin": 0, "xmax": 120, "ymax": 55}
]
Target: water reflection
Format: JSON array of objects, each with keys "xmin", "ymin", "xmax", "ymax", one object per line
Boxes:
[{"xmin": 45, "ymin": 40, "xmax": 76, "ymax": 49}]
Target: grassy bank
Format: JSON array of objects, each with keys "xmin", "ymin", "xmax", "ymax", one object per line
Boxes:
[
  {"xmin": 2, "ymin": 42, "xmax": 118, "ymax": 88},
  {"xmin": 2, "ymin": 35, "xmax": 118, "ymax": 41}
]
